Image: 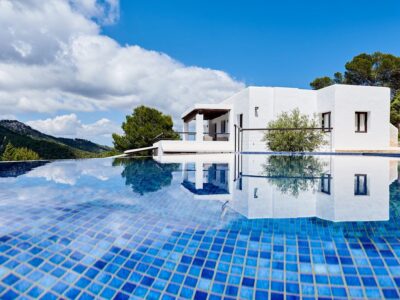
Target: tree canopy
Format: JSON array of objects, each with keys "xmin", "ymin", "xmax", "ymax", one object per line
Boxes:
[
  {"xmin": 1, "ymin": 142, "xmax": 40, "ymax": 161},
  {"xmin": 112, "ymin": 106, "xmax": 179, "ymax": 152},
  {"xmin": 310, "ymin": 52, "xmax": 400, "ymax": 129},
  {"xmin": 263, "ymin": 109, "xmax": 326, "ymax": 152},
  {"xmin": 391, "ymin": 93, "xmax": 400, "ymax": 128},
  {"xmin": 310, "ymin": 52, "xmax": 400, "ymax": 96}
]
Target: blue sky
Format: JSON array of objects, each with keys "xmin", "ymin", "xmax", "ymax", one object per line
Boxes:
[
  {"xmin": 104, "ymin": 0, "xmax": 400, "ymax": 87},
  {"xmin": 1, "ymin": 0, "xmax": 400, "ymax": 145}
]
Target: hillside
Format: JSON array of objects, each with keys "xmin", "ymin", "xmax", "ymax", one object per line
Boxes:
[
  {"xmin": 0, "ymin": 120, "xmax": 112, "ymax": 160},
  {"xmin": 0, "ymin": 120, "xmax": 110, "ymax": 153}
]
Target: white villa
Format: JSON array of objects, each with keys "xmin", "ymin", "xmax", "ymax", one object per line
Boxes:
[{"xmin": 126, "ymin": 84, "xmax": 398, "ymax": 155}]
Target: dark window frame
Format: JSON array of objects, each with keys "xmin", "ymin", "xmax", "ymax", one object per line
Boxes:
[
  {"xmin": 320, "ymin": 173, "xmax": 331, "ymax": 195},
  {"xmin": 355, "ymin": 112, "xmax": 368, "ymax": 133},
  {"xmin": 354, "ymin": 174, "xmax": 368, "ymax": 196},
  {"xmin": 321, "ymin": 112, "xmax": 331, "ymax": 132},
  {"xmin": 237, "ymin": 177, "xmax": 242, "ymax": 190},
  {"xmin": 220, "ymin": 169, "xmax": 226, "ymax": 184},
  {"xmin": 221, "ymin": 120, "xmax": 226, "ymax": 134}
]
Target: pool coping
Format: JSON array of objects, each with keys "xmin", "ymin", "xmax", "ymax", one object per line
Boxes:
[{"xmin": 240, "ymin": 151, "xmax": 400, "ymax": 157}]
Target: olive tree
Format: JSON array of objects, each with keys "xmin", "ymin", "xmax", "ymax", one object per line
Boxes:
[{"xmin": 263, "ymin": 109, "xmax": 326, "ymax": 152}]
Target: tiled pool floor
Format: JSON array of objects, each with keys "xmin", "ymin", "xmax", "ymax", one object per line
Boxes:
[{"xmin": 1, "ymin": 155, "xmax": 400, "ymax": 299}]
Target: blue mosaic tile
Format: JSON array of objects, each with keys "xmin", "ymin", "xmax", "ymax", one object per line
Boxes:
[{"xmin": 2, "ymin": 156, "xmax": 400, "ymax": 299}]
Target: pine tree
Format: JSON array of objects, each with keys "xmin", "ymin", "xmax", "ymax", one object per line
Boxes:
[
  {"xmin": 1, "ymin": 142, "xmax": 40, "ymax": 161},
  {"xmin": 1, "ymin": 142, "xmax": 16, "ymax": 161}
]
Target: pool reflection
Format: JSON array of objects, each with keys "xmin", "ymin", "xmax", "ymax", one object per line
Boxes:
[
  {"xmin": 155, "ymin": 154, "xmax": 399, "ymax": 222},
  {"xmin": 113, "ymin": 158, "xmax": 179, "ymax": 195}
]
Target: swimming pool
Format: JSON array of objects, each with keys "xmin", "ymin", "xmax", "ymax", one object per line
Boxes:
[{"xmin": 0, "ymin": 154, "xmax": 400, "ymax": 299}]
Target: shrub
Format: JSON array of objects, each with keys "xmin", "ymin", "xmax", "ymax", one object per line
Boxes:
[
  {"xmin": 263, "ymin": 109, "xmax": 326, "ymax": 152},
  {"xmin": 1, "ymin": 142, "xmax": 40, "ymax": 161}
]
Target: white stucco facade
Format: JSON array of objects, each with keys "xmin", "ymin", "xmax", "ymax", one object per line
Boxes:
[{"xmin": 150, "ymin": 84, "xmax": 398, "ymax": 155}]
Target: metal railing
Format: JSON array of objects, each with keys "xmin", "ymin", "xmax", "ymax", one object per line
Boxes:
[
  {"xmin": 234, "ymin": 125, "xmax": 333, "ymax": 153},
  {"xmin": 153, "ymin": 131, "xmax": 230, "ymax": 142}
]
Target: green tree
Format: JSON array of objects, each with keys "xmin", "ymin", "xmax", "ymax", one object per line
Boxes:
[
  {"xmin": 1, "ymin": 142, "xmax": 40, "ymax": 161},
  {"xmin": 391, "ymin": 93, "xmax": 400, "ymax": 128},
  {"xmin": 310, "ymin": 52, "xmax": 400, "ymax": 128},
  {"xmin": 1, "ymin": 142, "xmax": 15, "ymax": 161},
  {"xmin": 333, "ymin": 72, "xmax": 344, "ymax": 84},
  {"xmin": 310, "ymin": 76, "xmax": 334, "ymax": 90},
  {"xmin": 263, "ymin": 109, "xmax": 326, "ymax": 152},
  {"xmin": 0, "ymin": 136, "xmax": 7, "ymax": 155},
  {"xmin": 344, "ymin": 52, "xmax": 400, "ymax": 90},
  {"xmin": 112, "ymin": 106, "xmax": 179, "ymax": 152},
  {"xmin": 310, "ymin": 52, "xmax": 400, "ymax": 94}
]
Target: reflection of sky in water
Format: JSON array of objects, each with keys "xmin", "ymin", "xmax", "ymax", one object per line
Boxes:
[{"xmin": 1, "ymin": 155, "xmax": 400, "ymax": 299}]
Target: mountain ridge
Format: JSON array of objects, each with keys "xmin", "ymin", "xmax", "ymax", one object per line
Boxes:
[{"xmin": 0, "ymin": 120, "xmax": 112, "ymax": 159}]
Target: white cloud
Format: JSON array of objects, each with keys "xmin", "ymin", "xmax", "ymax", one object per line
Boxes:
[
  {"xmin": 27, "ymin": 114, "xmax": 121, "ymax": 142},
  {"xmin": 26, "ymin": 159, "xmax": 122, "ymax": 185},
  {"xmin": 0, "ymin": 0, "xmax": 244, "ymax": 121},
  {"xmin": 69, "ymin": 0, "xmax": 120, "ymax": 25},
  {"xmin": 0, "ymin": 114, "xmax": 16, "ymax": 120}
]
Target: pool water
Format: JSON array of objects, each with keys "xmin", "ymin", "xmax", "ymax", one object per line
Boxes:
[{"xmin": 0, "ymin": 154, "xmax": 400, "ymax": 299}]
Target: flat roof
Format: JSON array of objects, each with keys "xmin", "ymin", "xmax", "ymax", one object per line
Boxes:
[{"xmin": 181, "ymin": 104, "xmax": 232, "ymax": 122}]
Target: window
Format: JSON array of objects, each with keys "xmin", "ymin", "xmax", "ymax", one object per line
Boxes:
[
  {"xmin": 320, "ymin": 174, "xmax": 331, "ymax": 194},
  {"xmin": 220, "ymin": 170, "xmax": 226, "ymax": 184},
  {"xmin": 254, "ymin": 188, "xmax": 258, "ymax": 198},
  {"xmin": 255, "ymin": 107, "xmax": 259, "ymax": 117},
  {"xmin": 237, "ymin": 177, "xmax": 242, "ymax": 190},
  {"xmin": 354, "ymin": 174, "xmax": 368, "ymax": 195},
  {"xmin": 355, "ymin": 112, "xmax": 368, "ymax": 133},
  {"xmin": 239, "ymin": 114, "xmax": 243, "ymax": 128},
  {"xmin": 209, "ymin": 165, "xmax": 217, "ymax": 181},
  {"xmin": 221, "ymin": 120, "xmax": 226, "ymax": 134},
  {"xmin": 321, "ymin": 112, "xmax": 331, "ymax": 132}
]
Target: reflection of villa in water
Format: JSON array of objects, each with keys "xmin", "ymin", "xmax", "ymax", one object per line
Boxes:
[
  {"xmin": 182, "ymin": 163, "xmax": 229, "ymax": 196},
  {"xmin": 155, "ymin": 154, "xmax": 399, "ymax": 222}
]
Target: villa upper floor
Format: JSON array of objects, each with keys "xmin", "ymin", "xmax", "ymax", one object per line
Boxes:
[{"xmin": 145, "ymin": 84, "xmax": 398, "ymax": 155}]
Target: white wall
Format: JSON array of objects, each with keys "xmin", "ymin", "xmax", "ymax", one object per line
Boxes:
[
  {"xmin": 222, "ymin": 88, "xmax": 251, "ymax": 150},
  {"xmin": 233, "ymin": 85, "xmax": 392, "ymax": 152},
  {"xmin": 177, "ymin": 84, "xmax": 392, "ymax": 153},
  {"xmin": 316, "ymin": 85, "xmax": 336, "ymax": 151},
  {"xmin": 155, "ymin": 140, "xmax": 234, "ymax": 155},
  {"xmin": 246, "ymin": 87, "xmax": 318, "ymax": 151},
  {"xmin": 328, "ymin": 85, "xmax": 391, "ymax": 150}
]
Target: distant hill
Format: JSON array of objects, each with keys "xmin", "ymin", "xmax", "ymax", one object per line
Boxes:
[{"xmin": 0, "ymin": 120, "xmax": 112, "ymax": 159}]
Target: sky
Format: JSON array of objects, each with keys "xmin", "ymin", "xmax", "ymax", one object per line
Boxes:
[{"xmin": 1, "ymin": 0, "xmax": 400, "ymax": 145}]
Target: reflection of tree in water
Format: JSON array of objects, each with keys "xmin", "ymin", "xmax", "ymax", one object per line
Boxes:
[
  {"xmin": 263, "ymin": 155, "xmax": 326, "ymax": 197},
  {"xmin": 113, "ymin": 158, "xmax": 179, "ymax": 195}
]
